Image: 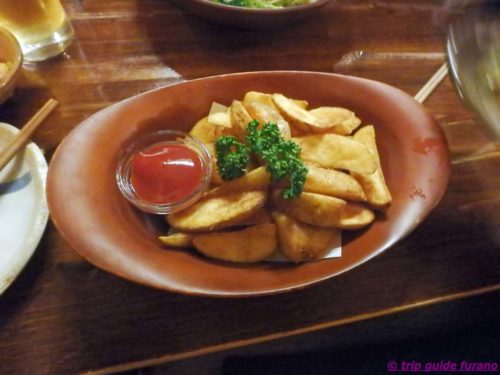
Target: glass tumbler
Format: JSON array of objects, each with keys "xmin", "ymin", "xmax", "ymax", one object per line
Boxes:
[{"xmin": 0, "ymin": 0, "xmax": 74, "ymax": 62}]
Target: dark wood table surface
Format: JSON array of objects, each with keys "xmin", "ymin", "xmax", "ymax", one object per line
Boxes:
[{"xmin": 1, "ymin": 0, "xmax": 499, "ymax": 374}]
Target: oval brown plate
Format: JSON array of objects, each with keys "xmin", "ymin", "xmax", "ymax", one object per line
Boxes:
[
  {"xmin": 47, "ymin": 71, "xmax": 450, "ymax": 297},
  {"xmin": 169, "ymin": 0, "xmax": 333, "ymax": 29}
]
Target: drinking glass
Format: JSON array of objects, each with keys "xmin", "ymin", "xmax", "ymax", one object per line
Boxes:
[
  {"xmin": 0, "ymin": 0, "xmax": 74, "ymax": 62},
  {"xmin": 446, "ymin": 0, "xmax": 500, "ymax": 137}
]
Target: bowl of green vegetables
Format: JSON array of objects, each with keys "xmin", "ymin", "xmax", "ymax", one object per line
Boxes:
[{"xmin": 170, "ymin": 0, "xmax": 333, "ymax": 28}]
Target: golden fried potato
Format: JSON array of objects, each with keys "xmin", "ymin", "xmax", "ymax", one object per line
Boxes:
[
  {"xmin": 243, "ymin": 91, "xmax": 276, "ymax": 108},
  {"xmin": 243, "ymin": 92, "xmax": 291, "ymax": 139},
  {"xmin": 239, "ymin": 208, "xmax": 272, "ymax": 226},
  {"xmin": 168, "ymin": 191, "xmax": 267, "ymax": 232},
  {"xmin": 272, "ymin": 191, "xmax": 375, "ymax": 230},
  {"xmin": 204, "ymin": 143, "xmax": 225, "ymax": 186},
  {"xmin": 229, "ymin": 100, "xmax": 253, "ymax": 141},
  {"xmin": 193, "ymin": 224, "xmax": 278, "ymax": 263},
  {"xmin": 351, "ymin": 125, "xmax": 392, "ymax": 210},
  {"xmin": 293, "ymin": 133, "xmax": 377, "ymax": 175},
  {"xmin": 308, "ymin": 107, "xmax": 361, "ymax": 135},
  {"xmin": 204, "ymin": 166, "xmax": 270, "ymax": 198},
  {"xmin": 304, "ymin": 164, "xmax": 366, "ymax": 202},
  {"xmin": 159, "ymin": 232, "xmax": 196, "ymax": 248},
  {"xmin": 272, "ymin": 93, "xmax": 320, "ymax": 132},
  {"xmin": 244, "ymin": 91, "xmax": 308, "ymax": 109},
  {"xmin": 272, "ymin": 212, "xmax": 340, "ymax": 262},
  {"xmin": 189, "ymin": 117, "xmax": 215, "ymax": 144},
  {"xmin": 207, "ymin": 102, "xmax": 231, "ymax": 128},
  {"xmin": 293, "ymin": 99, "xmax": 309, "ymax": 109}
]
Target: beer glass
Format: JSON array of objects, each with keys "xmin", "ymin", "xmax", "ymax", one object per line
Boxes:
[{"xmin": 0, "ymin": 0, "xmax": 74, "ymax": 62}]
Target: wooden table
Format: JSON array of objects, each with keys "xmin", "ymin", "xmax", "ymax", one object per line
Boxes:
[{"xmin": 1, "ymin": 1, "xmax": 499, "ymax": 374}]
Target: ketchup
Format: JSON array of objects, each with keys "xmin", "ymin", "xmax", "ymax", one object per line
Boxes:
[{"xmin": 130, "ymin": 143, "xmax": 204, "ymax": 204}]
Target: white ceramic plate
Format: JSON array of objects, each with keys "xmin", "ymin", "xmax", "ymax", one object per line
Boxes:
[{"xmin": 0, "ymin": 122, "xmax": 48, "ymax": 294}]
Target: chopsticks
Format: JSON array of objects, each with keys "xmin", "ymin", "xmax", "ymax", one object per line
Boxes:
[
  {"xmin": 414, "ymin": 63, "xmax": 449, "ymax": 104},
  {"xmin": 0, "ymin": 98, "xmax": 58, "ymax": 171}
]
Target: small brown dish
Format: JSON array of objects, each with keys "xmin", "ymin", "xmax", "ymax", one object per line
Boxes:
[
  {"xmin": 169, "ymin": 0, "xmax": 333, "ymax": 28},
  {"xmin": 0, "ymin": 26, "xmax": 22, "ymax": 105},
  {"xmin": 46, "ymin": 71, "xmax": 450, "ymax": 297}
]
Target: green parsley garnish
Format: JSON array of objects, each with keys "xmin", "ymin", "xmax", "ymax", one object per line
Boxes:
[
  {"xmin": 246, "ymin": 120, "xmax": 308, "ymax": 199},
  {"xmin": 214, "ymin": 120, "xmax": 308, "ymax": 199},
  {"xmin": 215, "ymin": 135, "xmax": 250, "ymax": 180}
]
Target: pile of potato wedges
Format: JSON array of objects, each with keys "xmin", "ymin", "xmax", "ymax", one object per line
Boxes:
[{"xmin": 159, "ymin": 91, "xmax": 392, "ymax": 263}]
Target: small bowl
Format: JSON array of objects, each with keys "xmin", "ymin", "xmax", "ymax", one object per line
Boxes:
[
  {"xmin": 170, "ymin": 0, "xmax": 333, "ymax": 29},
  {"xmin": 0, "ymin": 26, "xmax": 22, "ymax": 105},
  {"xmin": 116, "ymin": 130, "xmax": 212, "ymax": 214}
]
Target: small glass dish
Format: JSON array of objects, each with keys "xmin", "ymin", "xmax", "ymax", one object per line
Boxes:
[{"xmin": 116, "ymin": 130, "xmax": 212, "ymax": 214}]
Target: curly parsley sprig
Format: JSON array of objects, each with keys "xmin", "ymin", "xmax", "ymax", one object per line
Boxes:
[
  {"xmin": 215, "ymin": 136, "xmax": 250, "ymax": 180},
  {"xmin": 215, "ymin": 120, "xmax": 308, "ymax": 199},
  {"xmin": 246, "ymin": 120, "xmax": 308, "ymax": 199}
]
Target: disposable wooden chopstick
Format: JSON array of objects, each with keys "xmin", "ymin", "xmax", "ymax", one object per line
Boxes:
[
  {"xmin": 414, "ymin": 63, "xmax": 449, "ymax": 103},
  {"xmin": 0, "ymin": 98, "xmax": 58, "ymax": 171}
]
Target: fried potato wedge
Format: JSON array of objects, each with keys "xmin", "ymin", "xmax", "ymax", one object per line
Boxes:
[
  {"xmin": 243, "ymin": 91, "xmax": 276, "ymax": 108},
  {"xmin": 245, "ymin": 101, "xmax": 292, "ymax": 139},
  {"xmin": 207, "ymin": 102, "xmax": 231, "ymax": 128},
  {"xmin": 308, "ymin": 107, "xmax": 362, "ymax": 135},
  {"xmin": 189, "ymin": 117, "xmax": 215, "ymax": 144},
  {"xmin": 168, "ymin": 191, "xmax": 267, "ymax": 232},
  {"xmin": 272, "ymin": 93, "xmax": 321, "ymax": 132},
  {"xmin": 304, "ymin": 165, "xmax": 366, "ymax": 202},
  {"xmin": 243, "ymin": 92, "xmax": 291, "ymax": 139},
  {"xmin": 272, "ymin": 191, "xmax": 375, "ymax": 230},
  {"xmin": 229, "ymin": 100, "xmax": 253, "ymax": 141},
  {"xmin": 239, "ymin": 208, "xmax": 272, "ymax": 226},
  {"xmin": 351, "ymin": 125, "xmax": 392, "ymax": 210},
  {"xmin": 244, "ymin": 91, "xmax": 307, "ymax": 109},
  {"xmin": 204, "ymin": 143, "xmax": 225, "ymax": 186},
  {"xmin": 159, "ymin": 232, "xmax": 196, "ymax": 248},
  {"xmin": 293, "ymin": 133, "xmax": 377, "ymax": 175},
  {"xmin": 272, "ymin": 211, "xmax": 340, "ymax": 262},
  {"xmin": 204, "ymin": 166, "xmax": 270, "ymax": 198},
  {"xmin": 193, "ymin": 224, "xmax": 278, "ymax": 263}
]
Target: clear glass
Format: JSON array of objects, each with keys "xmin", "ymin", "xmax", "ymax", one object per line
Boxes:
[
  {"xmin": 116, "ymin": 130, "xmax": 212, "ymax": 215},
  {"xmin": 0, "ymin": 0, "xmax": 74, "ymax": 62},
  {"xmin": 446, "ymin": 0, "xmax": 500, "ymax": 138}
]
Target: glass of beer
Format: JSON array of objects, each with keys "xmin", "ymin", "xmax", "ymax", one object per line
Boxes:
[{"xmin": 0, "ymin": 0, "xmax": 74, "ymax": 62}]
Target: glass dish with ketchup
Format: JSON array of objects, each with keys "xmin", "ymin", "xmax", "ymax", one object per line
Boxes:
[{"xmin": 116, "ymin": 130, "xmax": 212, "ymax": 214}]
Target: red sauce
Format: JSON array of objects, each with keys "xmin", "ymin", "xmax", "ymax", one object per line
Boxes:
[{"xmin": 130, "ymin": 143, "xmax": 204, "ymax": 204}]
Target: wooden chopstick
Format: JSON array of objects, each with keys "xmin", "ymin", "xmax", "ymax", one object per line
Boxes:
[
  {"xmin": 0, "ymin": 98, "xmax": 58, "ymax": 171},
  {"xmin": 414, "ymin": 63, "xmax": 449, "ymax": 103}
]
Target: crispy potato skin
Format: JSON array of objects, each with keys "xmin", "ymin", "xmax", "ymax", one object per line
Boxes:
[
  {"xmin": 272, "ymin": 93, "xmax": 319, "ymax": 132},
  {"xmin": 243, "ymin": 92, "xmax": 292, "ymax": 139},
  {"xmin": 272, "ymin": 212, "xmax": 340, "ymax": 262},
  {"xmin": 293, "ymin": 133, "xmax": 377, "ymax": 175},
  {"xmin": 308, "ymin": 107, "xmax": 361, "ymax": 135},
  {"xmin": 304, "ymin": 164, "xmax": 366, "ymax": 202},
  {"xmin": 193, "ymin": 224, "xmax": 278, "ymax": 263},
  {"xmin": 204, "ymin": 166, "xmax": 270, "ymax": 198},
  {"xmin": 272, "ymin": 190, "xmax": 374, "ymax": 230},
  {"xmin": 158, "ymin": 233, "xmax": 196, "ymax": 248},
  {"xmin": 168, "ymin": 191, "xmax": 267, "ymax": 232},
  {"xmin": 189, "ymin": 117, "xmax": 216, "ymax": 144},
  {"xmin": 351, "ymin": 125, "xmax": 392, "ymax": 210},
  {"xmin": 229, "ymin": 100, "xmax": 253, "ymax": 141}
]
